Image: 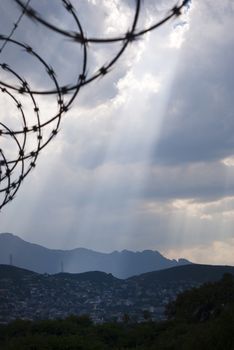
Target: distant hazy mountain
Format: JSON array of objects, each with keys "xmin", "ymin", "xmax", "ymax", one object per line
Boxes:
[{"xmin": 0, "ymin": 233, "xmax": 191, "ymax": 278}]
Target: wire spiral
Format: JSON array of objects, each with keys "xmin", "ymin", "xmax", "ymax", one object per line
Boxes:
[{"xmin": 0, "ymin": 0, "xmax": 189, "ymax": 211}]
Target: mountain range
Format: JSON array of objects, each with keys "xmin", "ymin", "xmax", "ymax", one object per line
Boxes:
[{"xmin": 0, "ymin": 233, "xmax": 191, "ymax": 278}]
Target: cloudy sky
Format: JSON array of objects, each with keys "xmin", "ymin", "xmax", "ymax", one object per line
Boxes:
[{"xmin": 1, "ymin": 0, "xmax": 234, "ymax": 265}]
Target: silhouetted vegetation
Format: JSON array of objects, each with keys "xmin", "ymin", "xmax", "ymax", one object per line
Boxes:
[{"xmin": 0, "ymin": 274, "xmax": 233, "ymax": 349}]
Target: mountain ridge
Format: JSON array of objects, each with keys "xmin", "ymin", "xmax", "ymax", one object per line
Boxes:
[{"xmin": 0, "ymin": 232, "xmax": 191, "ymax": 278}]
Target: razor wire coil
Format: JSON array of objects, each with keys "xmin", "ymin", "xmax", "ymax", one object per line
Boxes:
[{"xmin": 0, "ymin": 0, "xmax": 190, "ymax": 210}]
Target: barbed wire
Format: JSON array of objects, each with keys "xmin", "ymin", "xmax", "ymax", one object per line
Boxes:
[
  {"xmin": 0, "ymin": 0, "xmax": 31, "ymax": 54},
  {"xmin": 0, "ymin": 0, "xmax": 190, "ymax": 211}
]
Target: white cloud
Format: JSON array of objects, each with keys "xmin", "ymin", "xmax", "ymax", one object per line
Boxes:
[
  {"xmin": 165, "ymin": 238, "xmax": 234, "ymax": 266},
  {"xmin": 222, "ymin": 156, "xmax": 234, "ymax": 167}
]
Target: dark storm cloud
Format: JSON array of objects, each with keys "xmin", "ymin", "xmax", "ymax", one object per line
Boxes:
[{"xmin": 152, "ymin": 2, "xmax": 234, "ymax": 165}]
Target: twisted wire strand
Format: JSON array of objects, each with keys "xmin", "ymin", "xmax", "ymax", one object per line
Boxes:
[
  {"xmin": 0, "ymin": 0, "xmax": 31, "ymax": 54},
  {"xmin": 0, "ymin": 0, "xmax": 189, "ymax": 210}
]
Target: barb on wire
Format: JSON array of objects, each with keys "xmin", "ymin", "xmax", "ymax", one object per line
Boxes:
[{"xmin": 0, "ymin": 0, "xmax": 189, "ymax": 211}]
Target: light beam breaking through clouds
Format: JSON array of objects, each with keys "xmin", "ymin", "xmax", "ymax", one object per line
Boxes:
[{"xmin": 0, "ymin": 0, "xmax": 234, "ymax": 266}]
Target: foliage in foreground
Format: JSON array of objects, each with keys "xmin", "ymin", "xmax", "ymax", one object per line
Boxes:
[{"xmin": 0, "ymin": 274, "xmax": 234, "ymax": 350}]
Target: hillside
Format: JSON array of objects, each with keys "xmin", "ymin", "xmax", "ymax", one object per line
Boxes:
[
  {"xmin": 0, "ymin": 264, "xmax": 37, "ymax": 280},
  {"xmin": 129, "ymin": 263, "xmax": 234, "ymax": 283},
  {"xmin": 0, "ymin": 263, "xmax": 233, "ymax": 324}
]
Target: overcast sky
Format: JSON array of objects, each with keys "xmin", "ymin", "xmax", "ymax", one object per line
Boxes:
[{"xmin": 1, "ymin": 0, "xmax": 234, "ymax": 265}]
